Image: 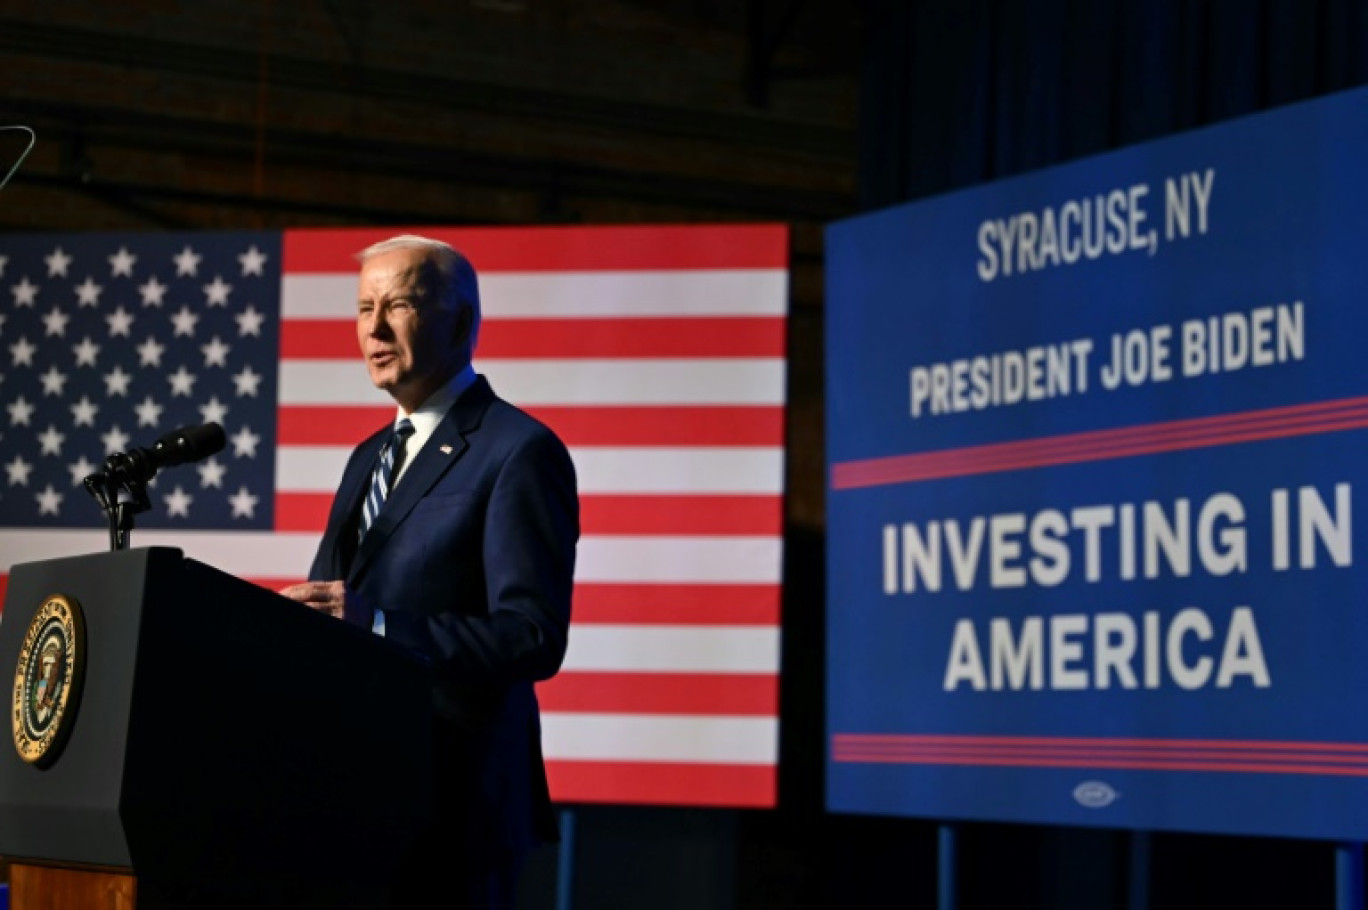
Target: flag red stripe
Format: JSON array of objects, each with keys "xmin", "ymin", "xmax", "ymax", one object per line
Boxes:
[
  {"xmin": 277, "ymin": 405, "xmax": 786, "ymax": 446},
  {"xmin": 281, "ymin": 317, "xmax": 786, "ymax": 360},
  {"xmin": 537, "ymin": 672, "xmax": 777, "ymax": 715},
  {"xmin": 274, "ymin": 493, "xmax": 782, "ymax": 535},
  {"xmin": 571, "ymin": 583, "xmax": 780, "ymax": 624},
  {"xmin": 578, "ymin": 495, "xmax": 781, "ymax": 535},
  {"xmin": 283, "ymin": 226, "xmax": 788, "ymax": 273},
  {"xmin": 0, "ymin": 574, "xmax": 7, "ymax": 615},
  {"xmin": 274, "ymin": 494, "xmax": 333, "ymax": 532},
  {"xmin": 545, "ymin": 760, "xmax": 775, "ymax": 807}
]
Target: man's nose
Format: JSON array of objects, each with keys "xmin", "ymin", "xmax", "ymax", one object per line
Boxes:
[{"xmin": 367, "ymin": 310, "xmax": 394, "ymax": 338}]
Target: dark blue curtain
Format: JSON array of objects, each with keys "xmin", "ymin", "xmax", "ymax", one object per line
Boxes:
[{"xmin": 860, "ymin": 0, "xmax": 1368, "ymax": 209}]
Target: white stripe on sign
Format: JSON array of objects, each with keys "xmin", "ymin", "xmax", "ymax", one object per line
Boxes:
[
  {"xmin": 575, "ymin": 536, "xmax": 783, "ymax": 584},
  {"xmin": 282, "ymin": 270, "xmax": 789, "ymax": 320},
  {"xmin": 276, "ymin": 446, "xmax": 786, "ymax": 495},
  {"xmin": 561, "ymin": 624, "xmax": 780, "ymax": 673},
  {"xmin": 280, "ymin": 360, "xmax": 787, "ymax": 406},
  {"xmin": 540, "ymin": 713, "xmax": 779, "ymax": 764}
]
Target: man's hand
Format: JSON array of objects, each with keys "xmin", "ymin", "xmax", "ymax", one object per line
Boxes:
[{"xmin": 278, "ymin": 580, "xmax": 374, "ymax": 629}]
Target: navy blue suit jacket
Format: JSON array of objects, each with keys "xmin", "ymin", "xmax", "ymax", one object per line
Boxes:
[{"xmin": 308, "ymin": 376, "xmax": 578, "ymax": 855}]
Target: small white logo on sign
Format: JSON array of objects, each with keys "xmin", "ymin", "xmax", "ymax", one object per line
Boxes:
[{"xmin": 1073, "ymin": 780, "xmax": 1120, "ymax": 808}]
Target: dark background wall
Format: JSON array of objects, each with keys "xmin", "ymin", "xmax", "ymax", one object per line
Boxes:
[{"xmin": 3, "ymin": 1, "xmax": 1366, "ymax": 907}]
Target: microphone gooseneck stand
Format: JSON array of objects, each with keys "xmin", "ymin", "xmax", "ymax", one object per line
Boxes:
[{"xmin": 83, "ymin": 464, "xmax": 153, "ymax": 553}]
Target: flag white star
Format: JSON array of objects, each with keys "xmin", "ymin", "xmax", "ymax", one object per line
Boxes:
[
  {"xmin": 10, "ymin": 336, "xmax": 37, "ymax": 367},
  {"xmin": 39, "ymin": 366, "xmax": 67, "ymax": 397},
  {"xmin": 11, "ymin": 277, "xmax": 38, "ymax": 306},
  {"xmin": 74, "ymin": 276, "xmax": 103, "ymax": 307},
  {"xmin": 235, "ymin": 305, "xmax": 265, "ymax": 337},
  {"xmin": 203, "ymin": 275, "xmax": 233, "ymax": 306},
  {"xmin": 38, "ymin": 424, "xmax": 66, "ymax": 456},
  {"xmin": 107, "ymin": 246, "xmax": 137, "ymax": 277},
  {"xmin": 232, "ymin": 365, "xmax": 263, "ymax": 397},
  {"xmin": 229, "ymin": 486, "xmax": 259, "ymax": 518},
  {"xmin": 5, "ymin": 455, "xmax": 32, "ymax": 486},
  {"xmin": 6, "ymin": 395, "xmax": 33, "ymax": 426},
  {"xmin": 35, "ymin": 484, "xmax": 63, "ymax": 516},
  {"xmin": 167, "ymin": 365, "xmax": 197, "ymax": 397},
  {"xmin": 103, "ymin": 365, "xmax": 133, "ymax": 397},
  {"xmin": 106, "ymin": 306, "xmax": 135, "ymax": 337},
  {"xmin": 67, "ymin": 455, "xmax": 97, "ymax": 487},
  {"xmin": 238, "ymin": 245, "xmax": 269, "ymax": 276},
  {"xmin": 138, "ymin": 275, "xmax": 168, "ymax": 307},
  {"xmin": 134, "ymin": 395, "xmax": 163, "ymax": 427},
  {"xmin": 173, "ymin": 245, "xmax": 202, "ymax": 277},
  {"xmin": 137, "ymin": 337, "xmax": 166, "ymax": 367},
  {"xmin": 198, "ymin": 457, "xmax": 226, "ymax": 488},
  {"xmin": 170, "ymin": 305, "xmax": 199, "ymax": 337},
  {"xmin": 0, "ymin": 254, "xmax": 7, "ymax": 277},
  {"xmin": 101, "ymin": 425, "xmax": 131, "ymax": 455},
  {"xmin": 41, "ymin": 307, "xmax": 69, "ymax": 337},
  {"xmin": 164, "ymin": 485, "xmax": 192, "ymax": 518},
  {"xmin": 201, "ymin": 336, "xmax": 231, "ymax": 367},
  {"xmin": 72, "ymin": 336, "xmax": 101, "ymax": 367},
  {"xmin": 44, "ymin": 247, "xmax": 72, "ymax": 278},
  {"xmin": 199, "ymin": 396, "xmax": 229, "ymax": 425},
  {"xmin": 70, "ymin": 396, "xmax": 99, "ymax": 427},
  {"xmin": 230, "ymin": 425, "xmax": 261, "ymax": 458}
]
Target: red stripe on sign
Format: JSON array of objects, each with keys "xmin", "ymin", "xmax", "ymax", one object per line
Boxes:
[
  {"xmin": 572, "ymin": 583, "xmax": 780, "ymax": 625},
  {"xmin": 580, "ymin": 495, "xmax": 781, "ymax": 535},
  {"xmin": 832, "ymin": 733, "xmax": 1368, "ymax": 753},
  {"xmin": 278, "ymin": 405, "xmax": 786, "ymax": 446},
  {"xmin": 546, "ymin": 760, "xmax": 775, "ymax": 807},
  {"xmin": 276, "ymin": 493, "xmax": 334, "ymax": 531},
  {"xmin": 832, "ymin": 396, "xmax": 1368, "ymax": 489},
  {"xmin": 281, "ymin": 317, "xmax": 786, "ymax": 360},
  {"xmin": 829, "ymin": 751, "xmax": 1368, "ymax": 778},
  {"xmin": 537, "ymin": 672, "xmax": 777, "ymax": 715},
  {"xmin": 283, "ymin": 226, "xmax": 789, "ymax": 273}
]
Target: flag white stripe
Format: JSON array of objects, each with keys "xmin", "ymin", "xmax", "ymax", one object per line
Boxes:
[
  {"xmin": 540, "ymin": 714, "xmax": 778, "ymax": 764},
  {"xmin": 276, "ymin": 446, "xmax": 786, "ymax": 495},
  {"xmin": 0, "ymin": 531, "xmax": 782, "ymax": 585},
  {"xmin": 562, "ymin": 625, "xmax": 778, "ymax": 673},
  {"xmin": 280, "ymin": 360, "xmax": 787, "ymax": 406},
  {"xmin": 576, "ymin": 536, "xmax": 782, "ymax": 584},
  {"xmin": 283, "ymin": 271, "xmax": 789, "ymax": 320}
]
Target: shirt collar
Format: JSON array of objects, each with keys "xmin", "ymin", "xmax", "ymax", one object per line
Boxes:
[{"xmin": 394, "ymin": 363, "xmax": 477, "ymax": 437}]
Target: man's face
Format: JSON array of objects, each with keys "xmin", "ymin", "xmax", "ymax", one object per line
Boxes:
[{"xmin": 356, "ymin": 247, "xmax": 463, "ymax": 411}]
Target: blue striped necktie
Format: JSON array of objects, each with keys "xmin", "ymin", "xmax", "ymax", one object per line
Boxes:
[{"xmin": 359, "ymin": 418, "xmax": 414, "ymax": 541}]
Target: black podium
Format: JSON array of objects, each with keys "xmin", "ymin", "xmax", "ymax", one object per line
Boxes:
[{"xmin": 0, "ymin": 548, "xmax": 434, "ymax": 908}]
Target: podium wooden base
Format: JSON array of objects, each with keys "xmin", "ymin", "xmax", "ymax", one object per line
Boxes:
[{"xmin": 9, "ymin": 862, "xmax": 136, "ymax": 910}]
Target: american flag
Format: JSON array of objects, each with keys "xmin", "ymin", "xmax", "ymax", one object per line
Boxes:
[{"xmin": 0, "ymin": 225, "xmax": 788, "ymax": 808}]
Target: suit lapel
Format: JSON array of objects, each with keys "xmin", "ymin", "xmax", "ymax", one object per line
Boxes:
[{"xmin": 347, "ymin": 378, "xmax": 493, "ymax": 583}]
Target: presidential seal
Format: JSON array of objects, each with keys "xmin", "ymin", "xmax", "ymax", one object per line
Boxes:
[{"xmin": 12, "ymin": 594, "xmax": 86, "ymax": 767}]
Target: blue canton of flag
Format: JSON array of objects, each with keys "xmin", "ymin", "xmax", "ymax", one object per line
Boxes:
[{"xmin": 0, "ymin": 232, "xmax": 280, "ymax": 529}]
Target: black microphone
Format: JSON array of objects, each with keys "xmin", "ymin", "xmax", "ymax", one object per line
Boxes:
[{"xmin": 104, "ymin": 422, "xmax": 227, "ymax": 484}]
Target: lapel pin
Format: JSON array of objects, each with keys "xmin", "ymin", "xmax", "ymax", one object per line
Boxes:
[{"xmin": 440, "ymin": 445, "xmax": 453, "ymax": 454}]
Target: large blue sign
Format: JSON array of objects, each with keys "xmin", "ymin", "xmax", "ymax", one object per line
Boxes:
[{"xmin": 826, "ymin": 87, "xmax": 1368, "ymax": 839}]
